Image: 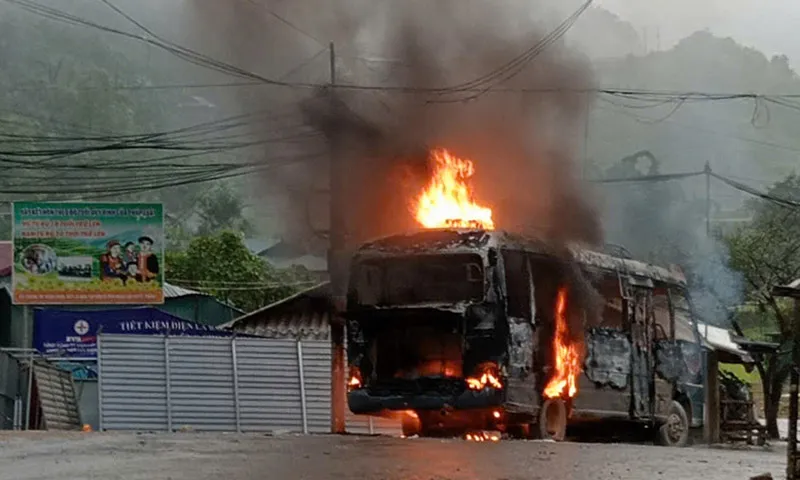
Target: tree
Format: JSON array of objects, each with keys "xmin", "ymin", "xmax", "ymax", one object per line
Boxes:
[
  {"xmin": 196, "ymin": 184, "xmax": 254, "ymax": 237},
  {"xmin": 166, "ymin": 231, "xmax": 312, "ymax": 312},
  {"xmin": 725, "ymin": 174, "xmax": 800, "ymax": 438}
]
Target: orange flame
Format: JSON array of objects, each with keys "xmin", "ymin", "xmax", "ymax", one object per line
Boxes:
[
  {"xmin": 414, "ymin": 148, "xmax": 494, "ymax": 230},
  {"xmin": 543, "ymin": 288, "xmax": 581, "ymax": 399},
  {"xmin": 466, "ymin": 372, "xmax": 503, "ymax": 390},
  {"xmin": 348, "ymin": 366, "xmax": 362, "ymax": 390},
  {"xmin": 465, "ymin": 431, "xmax": 501, "ymax": 442}
]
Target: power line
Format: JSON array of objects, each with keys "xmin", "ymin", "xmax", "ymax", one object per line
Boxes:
[
  {"xmin": 595, "ymin": 167, "xmax": 800, "ymax": 211},
  {"xmin": 595, "ymin": 102, "xmax": 800, "ymax": 155},
  {"xmin": 711, "ymin": 172, "xmax": 800, "ymax": 209},
  {"xmin": 592, "ymin": 171, "xmax": 705, "ymax": 184},
  {"xmin": 240, "ymin": 0, "xmax": 325, "ymax": 46},
  {"xmin": 426, "ymin": 0, "xmax": 595, "ymax": 102},
  {"xmin": 8, "ymin": 1, "xmax": 800, "ymax": 104}
]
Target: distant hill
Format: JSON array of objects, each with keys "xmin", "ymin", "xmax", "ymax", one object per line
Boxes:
[{"xmin": 589, "ymin": 31, "xmax": 800, "ymax": 194}]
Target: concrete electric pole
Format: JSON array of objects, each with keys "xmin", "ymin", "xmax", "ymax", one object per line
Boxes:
[{"xmin": 327, "ymin": 41, "xmax": 347, "ymax": 434}]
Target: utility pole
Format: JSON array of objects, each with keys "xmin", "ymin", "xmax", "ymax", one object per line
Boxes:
[
  {"xmin": 327, "ymin": 41, "xmax": 347, "ymax": 434},
  {"xmin": 582, "ymin": 92, "xmax": 591, "ymax": 180},
  {"xmin": 704, "ymin": 161, "xmax": 711, "ymax": 236}
]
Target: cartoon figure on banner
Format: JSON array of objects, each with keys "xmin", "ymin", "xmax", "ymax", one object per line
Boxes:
[
  {"xmin": 123, "ymin": 241, "xmax": 138, "ymax": 265},
  {"xmin": 99, "ymin": 240, "xmax": 125, "ymax": 281},
  {"xmin": 136, "ymin": 236, "xmax": 159, "ymax": 282},
  {"xmin": 99, "ymin": 237, "xmax": 159, "ymax": 285}
]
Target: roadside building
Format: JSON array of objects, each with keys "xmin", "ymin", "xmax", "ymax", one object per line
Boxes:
[{"xmin": 245, "ymin": 237, "xmax": 328, "ymax": 282}]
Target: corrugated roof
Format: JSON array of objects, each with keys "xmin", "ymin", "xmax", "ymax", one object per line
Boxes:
[
  {"xmin": 230, "ymin": 309, "xmax": 330, "ymax": 341},
  {"xmin": 163, "ymin": 282, "xmax": 206, "ymax": 299},
  {"xmin": 697, "ymin": 322, "xmax": 753, "ymax": 363},
  {"xmin": 774, "ymin": 278, "xmax": 800, "ymax": 298},
  {"xmin": 243, "ymin": 237, "xmax": 281, "ymax": 256},
  {"xmin": 263, "ymin": 254, "xmax": 328, "ymax": 272},
  {"xmin": 222, "ymin": 282, "xmax": 332, "ymax": 340}
]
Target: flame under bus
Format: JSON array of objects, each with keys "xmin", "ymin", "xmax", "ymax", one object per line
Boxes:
[{"xmin": 345, "ymin": 229, "xmax": 705, "ymax": 443}]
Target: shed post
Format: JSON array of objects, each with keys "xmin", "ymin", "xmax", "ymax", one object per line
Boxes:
[
  {"xmin": 297, "ymin": 339, "xmax": 308, "ymax": 435},
  {"xmin": 97, "ymin": 330, "xmax": 104, "ymax": 432},
  {"xmin": 231, "ymin": 335, "xmax": 242, "ymax": 434},
  {"xmin": 703, "ymin": 349, "xmax": 720, "ymax": 444},
  {"xmin": 164, "ymin": 332, "xmax": 173, "ymax": 432}
]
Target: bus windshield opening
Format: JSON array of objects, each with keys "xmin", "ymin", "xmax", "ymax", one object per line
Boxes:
[{"xmin": 351, "ymin": 253, "xmax": 484, "ymax": 307}]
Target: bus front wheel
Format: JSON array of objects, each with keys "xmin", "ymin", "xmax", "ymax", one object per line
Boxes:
[
  {"xmin": 401, "ymin": 412, "xmax": 423, "ymax": 437},
  {"xmin": 538, "ymin": 399, "xmax": 567, "ymax": 441}
]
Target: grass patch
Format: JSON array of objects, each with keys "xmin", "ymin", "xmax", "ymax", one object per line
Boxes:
[{"xmin": 720, "ymin": 363, "xmax": 760, "ymax": 384}]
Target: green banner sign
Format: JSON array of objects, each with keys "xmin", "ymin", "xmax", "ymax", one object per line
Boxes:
[{"xmin": 12, "ymin": 202, "xmax": 164, "ymax": 305}]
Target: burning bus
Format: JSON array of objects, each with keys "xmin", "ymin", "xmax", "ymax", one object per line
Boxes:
[{"xmin": 344, "ymin": 149, "xmax": 705, "ymax": 446}]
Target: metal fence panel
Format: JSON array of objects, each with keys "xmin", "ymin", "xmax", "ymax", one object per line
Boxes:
[
  {"xmin": 99, "ymin": 334, "xmax": 168, "ymax": 431},
  {"xmin": 0, "ymin": 351, "xmax": 20, "ymax": 429},
  {"xmin": 97, "ymin": 333, "xmax": 400, "ymax": 436},
  {"xmin": 298, "ymin": 340, "xmax": 331, "ymax": 433},
  {"xmin": 169, "ymin": 337, "xmax": 237, "ymax": 431},
  {"xmin": 235, "ymin": 338, "xmax": 303, "ymax": 433}
]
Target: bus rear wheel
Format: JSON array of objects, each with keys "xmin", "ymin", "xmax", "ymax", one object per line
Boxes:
[
  {"xmin": 656, "ymin": 400, "xmax": 690, "ymax": 447},
  {"xmin": 538, "ymin": 399, "xmax": 567, "ymax": 441}
]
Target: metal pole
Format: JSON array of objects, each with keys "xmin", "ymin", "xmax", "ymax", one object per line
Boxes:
[
  {"xmin": 96, "ymin": 331, "xmax": 104, "ymax": 432},
  {"xmin": 704, "ymin": 162, "xmax": 711, "ymax": 236},
  {"xmin": 164, "ymin": 333, "xmax": 173, "ymax": 432},
  {"xmin": 24, "ymin": 352, "xmax": 33, "ymax": 430},
  {"xmin": 22, "ymin": 307, "xmax": 31, "ymax": 353},
  {"xmin": 13, "ymin": 396, "xmax": 21, "ymax": 430},
  {"xmin": 231, "ymin": 336, "xmax": 242, "ymax": 434},
  {"xmin": 297, "ymin": 340, "xmax": 309, "ymax": 435},
  {"xmin": 582, "ymin": 92, "xmax": 591, "ymax": 180},
  {"xmin": 788, "ymin": 299, "xmax": 800, "ymax": 480},
  {"xmin": 328, "ymin": 40, "xmax": 347, "ymax": 434}
]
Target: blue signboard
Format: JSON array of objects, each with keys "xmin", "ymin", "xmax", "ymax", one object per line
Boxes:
[{"xmin": 34, "ymin": 307, "xmax": 233, "ymax": 359}]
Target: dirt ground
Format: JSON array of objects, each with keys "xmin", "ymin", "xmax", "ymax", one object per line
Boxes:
[{"xmin": 0, "ymin": 432, "xmax": 786, "ymax": 480}]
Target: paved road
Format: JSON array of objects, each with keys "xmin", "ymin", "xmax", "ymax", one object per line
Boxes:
[{"xmin": 0, "ymin": 432, "xmax": 785, "ymax": 480}]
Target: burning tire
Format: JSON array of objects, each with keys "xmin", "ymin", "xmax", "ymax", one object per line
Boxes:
[
  {"xmin": 538, "ymin": 399, "xmax": 567, "ymax": 441},
  {"xmin": 401, "ymin": 412, "xmax": 423, "ymax": 437},
  {"xmin": 656, "ymin": 400, "xmax": 690, "ymax": 447}
]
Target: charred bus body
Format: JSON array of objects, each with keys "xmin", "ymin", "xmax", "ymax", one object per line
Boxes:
[{"xmin": 345, "ymin": 229, "xmax": 704, "ymax": 445}]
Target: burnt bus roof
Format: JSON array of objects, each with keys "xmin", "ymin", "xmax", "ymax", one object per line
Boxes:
[{"xmin": 354, "ymin": 229, "xmax": 687, "ymax": 287}]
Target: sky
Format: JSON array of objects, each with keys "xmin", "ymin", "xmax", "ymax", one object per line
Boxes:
[{"xmin": 597, "ymin": 0, "xmax": 800, "ymax": 66}]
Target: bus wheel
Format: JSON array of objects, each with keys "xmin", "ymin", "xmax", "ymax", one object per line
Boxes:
[
  {"xmin": 401, "ymin": 412, "xmax": 422, "ymax": 437},
  {"xmin": 656, "ymin": 401, "xmax": 690, "ymax": 447},
  {"xmin": 538, "ymin": 399, "xmax": 567, "ymax": 441}
]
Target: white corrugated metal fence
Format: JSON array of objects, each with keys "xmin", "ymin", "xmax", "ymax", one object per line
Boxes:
[{"xmin": 97, "ymin": 333, "xmax": 400, "ymax": 435}]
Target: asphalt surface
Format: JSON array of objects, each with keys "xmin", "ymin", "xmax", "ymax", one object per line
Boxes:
[{"xmin": 0, "ymin": 432, "xmax": 786, "ymax": 480}]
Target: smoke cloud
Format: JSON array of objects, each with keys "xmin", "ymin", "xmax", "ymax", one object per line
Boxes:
[{"xmin": 302, "ymin": 1, "xmax": 601, "ymax": 248}]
